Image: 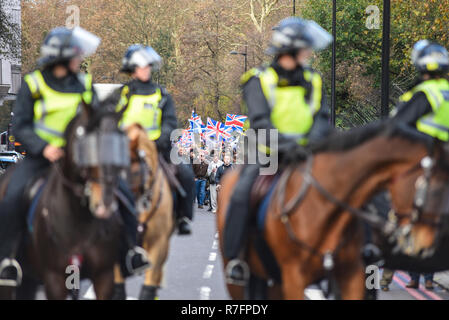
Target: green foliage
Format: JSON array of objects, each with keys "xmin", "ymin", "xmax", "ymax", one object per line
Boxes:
[{"xmin": 302, "ymin": 0, "xmax": 449, "ymax": 129}]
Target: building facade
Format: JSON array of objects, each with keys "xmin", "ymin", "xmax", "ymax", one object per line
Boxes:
[{"xmin": 0, "ymin": 0, "xmax": 22, "ymax": 107}]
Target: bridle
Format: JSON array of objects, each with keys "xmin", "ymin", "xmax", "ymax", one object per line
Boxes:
[
  {"xmin": 273, "ymin": 153, "xmax": 438, "ymax": 271},
  {"xmin": 129, "ymin": 148, "xmax": 164, "ymax": 243},
  {"xmin": 388, "ymin": 156, "xmax": 438, "ymax": 227}
]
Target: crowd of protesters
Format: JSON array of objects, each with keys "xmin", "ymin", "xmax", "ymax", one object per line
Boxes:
[{"xmin": 175, "ymin": 144, "xmax": 239, "ymax": 214}]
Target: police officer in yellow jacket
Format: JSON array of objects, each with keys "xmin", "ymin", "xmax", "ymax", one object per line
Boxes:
[
  {"xmin": 391, "ymin": 40, "xmax": 449, "ymax": 140},
  {"xmin": 118, "ymin": 45, "xmax": 195, "ymax": 235},
  {"xmin": 0, "ymin": 27, "xmax": 149, "ymax": 285},
  {"xmin": 224, "ymin": 17, "xmax": 333, "ymax": 285},
  {"xmin": 389, "ymin": 40, "xmax": 449, "ymax": 290}
]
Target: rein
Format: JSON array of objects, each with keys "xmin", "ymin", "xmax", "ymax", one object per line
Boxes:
[
  {"xmin": 54, "ymin": 161, "xmax": 86, "ymax": 198},
  {"xmin": 131, "ymin": 147, "xmax": 165, "ymax": 243}
]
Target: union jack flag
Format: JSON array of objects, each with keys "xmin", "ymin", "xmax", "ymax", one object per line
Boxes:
[
  {"xmin": 189, "ymin": 119, "xmax": 204, "ymax": 134},
  {"xmin": 206, "ymin": 117, "xmax": 233, "ymax": 141},
  {"xmin": 225, "ymin": 114, "xmax": 247, "ymax": 133},
  {"xmin": 181, "ymin": 130, "xmax": 193, "ymax": 147},
  {"xmin": 190, "ymin": 110, "xmax": 203, "ymax": 125}
]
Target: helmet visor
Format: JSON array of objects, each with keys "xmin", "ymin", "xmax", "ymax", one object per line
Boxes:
[
  {"xmin": 145, "ymin": 46, "xmax": 163, "ymax": 71},
  {"xmin": 306, "ymin": 20, "xmax": 333, "ymax": 51},
  {"xmin": 71, "ymin": 27, "xmax": 101, "ymax": 58},
  {"xmin": 411, "ymin": 40, "xmax": 431, "ymax": 65}
]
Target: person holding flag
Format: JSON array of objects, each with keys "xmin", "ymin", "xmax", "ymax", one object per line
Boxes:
[
  {"xmin": 117, "ymin": 44, "xmax": 195, "ymax": 235},
  {"xmin": 223, "ymin": 17, "xmax": 333, "ymax": 285}
]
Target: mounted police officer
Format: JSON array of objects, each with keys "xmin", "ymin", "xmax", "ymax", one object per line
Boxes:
[
  {"xmin": 118, "ymin": 44, "xmax": 195, "ymax": 235},
  {"xmin": 391, "ymin": 40, "xmax": 449, "ymax": 139},
  {"xmin": 0, "ymin": 27, "xmax": 149, "ymax": 286},
  {"xmin": 389, "ymin": 41, "xmax": 449, "ymax": 291},
  {"xmin": 224, "ymin": 17, "xmax": 333, "ymax": 285}
]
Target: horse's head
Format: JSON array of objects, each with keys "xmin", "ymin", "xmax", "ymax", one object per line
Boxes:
[
  {"xmin": 63, "ymin": 92, "xmax": 129, "ymax": 219},
  {"xmin": 125, "ymin": 123, "xmax": 159, "ymax": 214},
  {"xmin": 388, "ymin": 140, "xmax": 449, "ymax": 258}
]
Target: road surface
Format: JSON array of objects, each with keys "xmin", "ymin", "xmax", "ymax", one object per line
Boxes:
[{"xmin": 34, "ymin": 206, "xmax": 449, "ymax": 300}]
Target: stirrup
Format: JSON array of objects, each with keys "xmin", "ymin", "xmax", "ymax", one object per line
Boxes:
[
  {"xmin": 126, "ymin": 246, "xmax": 151, "ymax": 276},
  {"xmin": 225, "ymin": 259, "xmax": 250, "ymax": 287},
  {"xmin": 0, "ymin": 258, "xmax": 23, "ymax": 287}
]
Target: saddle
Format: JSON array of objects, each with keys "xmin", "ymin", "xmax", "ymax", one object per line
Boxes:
[
  {"xmin": 247, "ymin": 172, "xmax": 283, "ymax": 283},
  {"xmin": 26, "ymin": 177, "xmax": 47, "ymax": 233},
  {"xmin": 250, "ymin": 174, "xmax": 279, "ymax": 211}
]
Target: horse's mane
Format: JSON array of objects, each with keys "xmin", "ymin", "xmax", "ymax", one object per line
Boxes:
[{"xmin": 310, "ymin": 120, "xmax": 434, "ymax": 154}]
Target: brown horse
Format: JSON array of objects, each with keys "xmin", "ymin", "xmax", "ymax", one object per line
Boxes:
[
  {"xmin": 113, "ymin": 123, "xmax": 174, "ymax": 300},
  {"xmin": 217, "ymin": 123, "xmax": 449, "ymax": 300},
  {"xmin": 0, "ymin": 99, "xmax": 129, "ymax": 300}
]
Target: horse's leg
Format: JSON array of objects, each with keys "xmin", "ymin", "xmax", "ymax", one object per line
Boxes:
[
  {"xmin": 246, "ymin": 273, "xmax": 268, "ymax": 300},
  {"xmin": 43, "ymin": 271, "xmax": 68, "ymax": 300},
  {"xmin": 336, "ymin": 263, "xmax": 365, "ymax": 300},
  {"xmin": 111, "ymin": 264, "xmax": 127, "ymax": 300},
  {"xmin": 112, "ymin": 264, "xmax": 126, "ymax": 300},
  {"xmin": 139, "ymin": 234, "xmax": 171, "ymax": 300},
  {"xmin": 336, "ymin": 223, "xmax": 365, "ymax": 300},
  {"xmin": 16, "ymin": 275, "xmax": 39, "ymax": 300},
  {"xmin": 92, "ymin": 269, "xmax": 115, "ymax": 300},
  {"xmin": 281, "ymin": 262, "xmax": 306, "ymax": 300},
  {"xmin": 267, "ymin": 284, "xmax": 284, "ymax": 300}
]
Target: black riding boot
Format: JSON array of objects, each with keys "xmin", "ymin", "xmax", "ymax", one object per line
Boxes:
[
  {"xmin": 0, "ymin": 157, "xmax": 49, "ymax": 287},
  {"xmin": 175, "ymin": 163, "xmax": 195, "ymax": 235},
  {"xmin": 223, "ymin": 164, "xmax": 260, "ymax": 285},
  {"xmin": 0, "ymin": 196, "xmax": 24, "ymax": 287}
]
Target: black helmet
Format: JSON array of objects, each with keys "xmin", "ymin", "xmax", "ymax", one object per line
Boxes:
[
  {"xmin": 121, "ymin": 44, "xmax": 163, "ymax": 73},
  {"xmin": 411, "ymin": 40, "xmax": 449, "ymax": 74},
  {"xmin": 267, "ymin": 17, "xmax": 332, "ymax": 56},
  {"xmin": 38, "ymin": 27, "xmax": 100, "ymax": 68}
]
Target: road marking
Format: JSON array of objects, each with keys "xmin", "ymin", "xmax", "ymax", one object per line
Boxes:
[
  {"xmin": 209, "ymin": 252, "xmax": 217, "ymax": 262},
  {"xmin": 396, "ymin": 271, "xmax": 443, "ymax": 300},
  {"xmin": 212, "ymin": 240, "xmax": 218, "ymax": 250},
  {"xmin": 392, "ymin": 275, "xmax": 428, "ymax": 300},
  {"xmin": 200, "ymin": 286, "xmax": 211, "ymax": 300},
  {"xmin": 83, "ymin": 285, "xmax": 96, "ymax": 300},
  {"xmin": 203, "ymin": 264, "xmax": 214, "ymax": 279},
  {"xmin": 304, "ymin": 288, "xmax": 326, "ymax": 300},
  {"xmin": 83, "ymin": 284, "xmax": 137, "ymax": 300}
]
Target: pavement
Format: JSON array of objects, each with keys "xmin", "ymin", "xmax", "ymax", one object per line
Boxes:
[{"xmin": 33, "ymin": 206, "xmax": 449, "ymax": 300}]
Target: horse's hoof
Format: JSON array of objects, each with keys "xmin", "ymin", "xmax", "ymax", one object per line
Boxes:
[
  {"xmin": 111, "ymin": 283, "xmax": 127, "ymax": 300},
  {"xmin": 139, "ymin": 285, "xmax": 158, "ymax": 300}
]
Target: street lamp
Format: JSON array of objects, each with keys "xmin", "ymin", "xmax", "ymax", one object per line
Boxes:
[
  {"xmin": 7, "ymin": 112, "xmax": 14, "ymax": 151},
  {"xmin": 230, "ymin": 46, "xmax": 248, "ymax": 73},
  {"xmin": 381, "ymin": 0, "xmax": 391, "ymax": 119},
  {"xmin": 331, "ymin": 0, "xmax": 337, "ymax": 127}
]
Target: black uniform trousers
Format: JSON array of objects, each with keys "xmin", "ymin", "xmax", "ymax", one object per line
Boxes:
[
  {"xmin": 0, "ymin": 156, "xmax": 50, "ymax": 259},
  {"xmin": 223, "ymin": 164, "xmax": 260, "ymax": 259}
]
